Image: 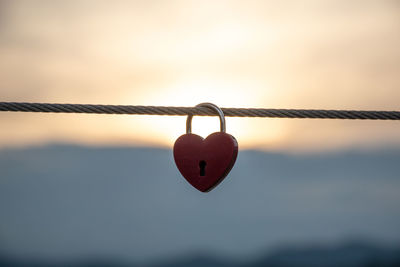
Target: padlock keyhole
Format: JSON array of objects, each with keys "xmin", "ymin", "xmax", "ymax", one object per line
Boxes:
[{"xmin": 199, "ymin": 160, "xmax": 207, "ymax": 176}]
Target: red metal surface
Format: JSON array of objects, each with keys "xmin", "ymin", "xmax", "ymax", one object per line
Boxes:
[{"xmin": 173, "ymin": 132, "xmax": 238, "ymax": 192}]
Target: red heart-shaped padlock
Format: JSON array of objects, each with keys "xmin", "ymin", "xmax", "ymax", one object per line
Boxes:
[
  {"xmin": 174, "ymin": 132, "xmax": 238, "ymax": 192},
  {"xmin": 173, "ymin": 103, "xmax": 238, "ymax": 192}
]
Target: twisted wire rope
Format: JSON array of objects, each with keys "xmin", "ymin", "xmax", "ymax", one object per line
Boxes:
[{"xmin": 0, "ymin": 102, "xmax": 400, "ymax": 120}]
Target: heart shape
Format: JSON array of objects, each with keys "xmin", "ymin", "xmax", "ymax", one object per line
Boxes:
[{"xmin": 173, "ymin": 132, "xmax": 238, "ymax": 192}]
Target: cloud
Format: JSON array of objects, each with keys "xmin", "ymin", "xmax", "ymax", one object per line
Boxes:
[{"xmin": 0, "ymin": 0, "xmax": 399, "ymax": 151}]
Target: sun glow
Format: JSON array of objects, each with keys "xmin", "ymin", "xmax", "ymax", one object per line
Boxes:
[{"xmin": 130, "ymin": 77, "xmax": 271, "ymax": 148}]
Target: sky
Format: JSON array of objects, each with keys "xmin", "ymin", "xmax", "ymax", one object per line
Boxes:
[{"xmin": 0, "ymin": 0, "xmax": 399, "ymax": 152}]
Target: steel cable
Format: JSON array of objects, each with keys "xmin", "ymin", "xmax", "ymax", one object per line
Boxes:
[{"xmin": 0, "ymin": 102, "xmax": 399, "ymax": 120}]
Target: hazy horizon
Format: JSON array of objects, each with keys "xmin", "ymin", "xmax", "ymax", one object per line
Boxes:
[{"xmin": 2, "ymin": 138, "xmax": 400, "ymax": 156}]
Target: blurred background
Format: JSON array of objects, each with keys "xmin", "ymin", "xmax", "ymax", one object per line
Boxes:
[{"xmin": 1, "ymin": 0, "xmax": 400, "ymax": 266}]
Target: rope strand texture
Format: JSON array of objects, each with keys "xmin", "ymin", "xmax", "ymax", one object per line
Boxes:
[{"xmin": 0, "ymin": 102, "xmax": 400, "ymax": 120}]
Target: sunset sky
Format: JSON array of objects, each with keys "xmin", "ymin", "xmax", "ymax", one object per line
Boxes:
[{"xmin": 1, "ymin": 0, "xmax": 399, "ymax": 152}]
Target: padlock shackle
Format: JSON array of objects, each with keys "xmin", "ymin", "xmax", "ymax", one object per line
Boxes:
[{"xmin": 186, "ymin": 103, "xmax": 226, "ymax": 134}]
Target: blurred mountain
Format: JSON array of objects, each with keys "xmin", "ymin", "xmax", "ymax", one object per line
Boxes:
[
  {"xmin": 0, "ymin": 145, "xmax": 400, "ymax": 265},
  {"xmin": 1, "ymin": 242, "xmax": 399, "ymax": 266}
]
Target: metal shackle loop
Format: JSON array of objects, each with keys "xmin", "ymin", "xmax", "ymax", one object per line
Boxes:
[{"xmin": 186, "ymin": 103, "xmax": 226, "ymax": 134}]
